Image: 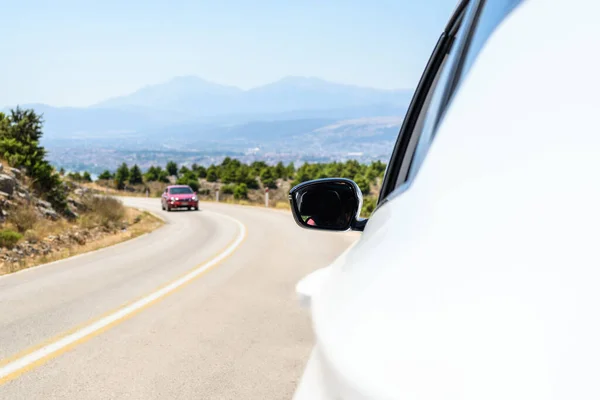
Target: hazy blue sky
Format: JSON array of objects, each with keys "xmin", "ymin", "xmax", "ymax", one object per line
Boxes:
[{"xmin": 1, "ymin": 0, "xmax": 457, "ymax": 107}]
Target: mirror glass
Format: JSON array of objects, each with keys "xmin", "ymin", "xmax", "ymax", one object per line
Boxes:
[{"xmin": 290, "ymin": 179, "xmax": 360, "ymax": 231}]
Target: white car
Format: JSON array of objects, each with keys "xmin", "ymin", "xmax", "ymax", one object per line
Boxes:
[{"xmin": 289, "ymin": 0, "xmax": 600, "ymax": 398}]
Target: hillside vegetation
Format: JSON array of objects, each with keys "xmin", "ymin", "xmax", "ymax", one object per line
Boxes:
[
  {"xmin": 0, "ymin": 108, "xmax": 162, "ymax": 275},
  {"xmin": 90, "ymin": 158, "xmax": 386, "ymax": 216}
]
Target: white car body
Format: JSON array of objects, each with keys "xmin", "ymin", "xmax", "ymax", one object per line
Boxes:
[{"xmin": 294, "ymin": 0, "xmax": 600, "ymax": 399}]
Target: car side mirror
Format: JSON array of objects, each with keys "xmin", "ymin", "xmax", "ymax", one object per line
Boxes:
[{"xmin": 289, "ymin": 178, "xmax": 367, "ymax": 232}]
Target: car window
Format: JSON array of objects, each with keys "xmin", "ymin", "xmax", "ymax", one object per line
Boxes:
[
  {"xmin": 380, "ymin": 0, "xmax": 526, "ymax": 205},
  {"xmin": 170, "ymin": 187, "xmax": 194, "ymax": 195},
  {"xmin": 377, "ymin": 0, "xmax": 473, "ymax": 203},
  {"xmin": 394, "ymin": 36, "xmax": 462, "ymax": 190},
  {"xmin": 407, "ymin": 0, "xmax": 526, "ymax": 181},
  {"xmin": 457, "ymin": 0, "xmax": 524, "ymax": 85}
]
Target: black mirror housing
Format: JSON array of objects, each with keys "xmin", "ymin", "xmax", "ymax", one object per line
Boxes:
[{"xmin": 289, "ymin": 178, "xmax": 366, "ymax": 232}]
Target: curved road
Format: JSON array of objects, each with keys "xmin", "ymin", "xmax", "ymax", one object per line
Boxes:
[{"xmin": 0, "ymin": 198, "xmax": 356, "ymax": 399}]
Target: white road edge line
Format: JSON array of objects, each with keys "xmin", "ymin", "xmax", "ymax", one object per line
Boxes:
[
  {"xmin": 0, "ymin": 206, "xmax": 167, "ymax": 281},
  {"xmin": 0, "ymin": 213, "xmax": 246, "ymax": 381}
]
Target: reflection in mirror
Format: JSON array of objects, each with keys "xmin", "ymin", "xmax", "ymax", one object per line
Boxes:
[{"xmin": 289, "ymin": 178, "xmax": 362, "ymax": 231}]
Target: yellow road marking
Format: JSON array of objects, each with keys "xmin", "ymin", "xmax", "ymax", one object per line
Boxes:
[{"xmin": 0, "ymin": 214, "xmax": 246, "ymax": 385}]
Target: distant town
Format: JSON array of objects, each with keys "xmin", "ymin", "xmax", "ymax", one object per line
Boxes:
[{"xmin": 46, "ymin": 146, "xmax": 391, "ymax": 177}]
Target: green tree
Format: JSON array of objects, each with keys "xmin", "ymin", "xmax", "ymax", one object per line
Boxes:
[
  {"xmin": 260, "ymin": 167, "xmax": 277, "ymax": 189},
  {"xmin": 341, "ymin": 160, "xmax": 361, "ymax": 180},
  {"xmin": 286, "ymin": 162, "xmax": 295, "ymax": 179},
  {"xmin": 274, "ymin": 162, "xmax": 286, "ymax": 179},
  {"xmin": 158, "ymin": 170, "xmax": 170, "ymax": 183},
  {"xmin": 177, "ymin": 177, "xmax": 199, "ymax": 192},
  {"xmin": 220, "ymin": 158, "xmax": 242, "ymax": 183},
  {"xmin": 206, "ymin": 165, "xmax": 218, "ymax": 182},
  {"xmin": 82, "ymin": 171, "xmax": 92, "ymax": 182},
  {"xmin": 67, "ymin": 172, "xmax": 82, "ymax": 181},
  {"xmin": 0, "ymin": 108, "xmax": 46, "ymax": 173},
  {"xmin": 187, "ymin": 180, "xmax": 199, "ymax": 192},
  {"xmin": 196, "ymin": 165, "xmax": 207, "ymax": 178},
  {"xmin": 250, "ymin": 161, "xmax": 268, "ymax": 176},
  {"xmin": 0, "ymin": 108, "xmax": 66, "ymax": 210},
  {"xmin": 145, "ymin": 166, "xmax": 170, "ymax": 183},
  {"xmin": 233, "ymin": 183, "xmax": 248, "ymax": 200},
  {"xmin": 179, "ymin": 165, "xmax": 190, "ymax": 176},
  {"xmin": 354, "ymin": 175, "xmax": 371, "ymax": 195},
  {"xmin": 31, "ymin": 162, "xmax": 67, "ymax": 210},
  {"xmin": 325, "ymin": 161, "xmax": 343, "ymax": 177},
  {"xmin": 59, "ymin": 167, "xmax": 66, "ymax": 176},
  {"xmin": 245, "ymin": 176, "xmax": 259, "ymax": 189},
  {"xmin": 291, "ymin": 163, "xmax": 312, "ymax": 187},
  {"xmin": 361, "ymin": 196, "xmax": 377, "ymax": 218},
  {"xmin": 366, "ymin": 160, "xmax": 386, "ymax": 182},
  {"xmin": 129, "ymin": 164, "xmax": 143, "ymax": 185},
  {"xmin": 176, "ymin": 168, "xmax": 199, "ymax": 192},
  {"xmin": 98, "ymin": 170, "xmax": 112, "ymax": 180},
  {"xmin": 221, "ymin": 184, "xmax": 235, "ymax": 194},
  {"xmin": 166, "ymin": 161, "xmax": 178, "ymax": 176},
  {"xmin": 115, "ymin": 162, "xmax": 129, "ymax": 190},
  {"xmin": 144, "ymin": 166, "xmax": 160, "ymax": 182}
]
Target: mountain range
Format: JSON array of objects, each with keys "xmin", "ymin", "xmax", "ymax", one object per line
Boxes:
[
  {"xmin": 94, "ymin": 76, "xmax": 411, "ymax": 117},
  {"xmin": 5, "ymin": 76, "xmax": 411, "ymax": 139},
  {"xmin": 4, "ymin": 76, "xmax": 412, "ymax": 170}
]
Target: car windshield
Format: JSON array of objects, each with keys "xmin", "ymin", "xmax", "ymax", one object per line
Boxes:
[{"xmin": 170, "ymin": 187, "xmax": 193, "ymax": 194}]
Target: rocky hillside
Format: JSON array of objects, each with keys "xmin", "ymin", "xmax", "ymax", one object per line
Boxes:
[
  {"xmin": 0, "ymin": 164, "xmax": 72, "ymax": 221},
  {"xmin": 0, "ymin": 108, "xmax": 162, "ymax": 275},
  {"xmin": 0, "ymin": 166, "xmax": 160, "ymax": 274}
]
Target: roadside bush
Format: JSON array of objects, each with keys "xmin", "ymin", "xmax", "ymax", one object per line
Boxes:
[
  {"xmin": 176, "ymin": 173, "xmax": 199, "ymax": 192},
  {"xmin": 82, "ymin": 196, "xmax": 126, "ymax": 228},
  {"xmin": 195, "ymin": 166, "xmax": 207, "ymax": 178},
  {"xmin": 354, "ymin": 175, "xmax": 372, "ymax": 196},
  {"xmin": 259, "ymin": 167, "xmax": 277, "ymax": 189},
  {"xmin": 361, "ymin": 196, "xmax": 377, "ymax": 218},
  {"xmin": 221, "ymin": 184, "xmax": 235, "ymax": 194},
  {"xmin": 206, "ymin": 166, "xmax": 218, "ymax": 182},
  {"xmin": 67, "ymin": 172, "xmax": 82, "ymax": 181},
  {"xmin": 0, "ymin": 229, "xmax": 23, "ymax": 248},
  {"xmin": 24, "ymin": 229, "xmax": 40, "ymax": 242},
  {"xmin": 31, "ymin": 162, "xmax": 68, "ymax": 211},
  {"xmin": 8, "ymin": 206, "xmax": 38, "ymax": 233},
  {"xmin": 197, "ymin": 188, "xmax": 210, "ymax": 196},
  {"xmin": 98, "ymin": 170, "xmax": 112, "ymax": 180},
  {"xmin": 234, "ymin": 183, "xmax": 248, "ymax": 200}
]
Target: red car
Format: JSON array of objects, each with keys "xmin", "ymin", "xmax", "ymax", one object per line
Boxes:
[{"xmin": 161, "ymin": 185, "xmax": 199, "ymax": 211}]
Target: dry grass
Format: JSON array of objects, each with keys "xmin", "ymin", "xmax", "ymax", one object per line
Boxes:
[
  {"xmin": 8, "ymin": 206, "xmax": 38, "ymax": 233},
  {"xmin": 81, "ymin": 196, "xmax": 126, "ymax": 228},
  {"xmin": 32, "ymin": 218, "xmax": 71, "ymax": 239},
  {"xmin": 0, "ymin": 208, "xmax": 163, "ymax": 276},
  {"xmin": 274, "ymin": 201, "xmax": 291, "ymax": 210},
  {"xmin": 83, "ymin": 182, "xmax": 164, "ymax": 198}
]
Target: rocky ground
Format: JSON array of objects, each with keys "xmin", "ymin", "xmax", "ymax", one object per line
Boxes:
[
  {"xmin": 0, "ymin": 164, "xmax": 161, "ymax": 275},
  {"xmin": 0, "ymin": 164, "xmax": 68, "ymax": 222},
  {"xmin": 2, "ymin": 226, "xmax": 108, "ymax": 265}
]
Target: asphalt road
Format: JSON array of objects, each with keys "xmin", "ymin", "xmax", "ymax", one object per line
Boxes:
[{"xmin": 0, "ymin": 198, "xmax": 356, "ymax": 399}]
